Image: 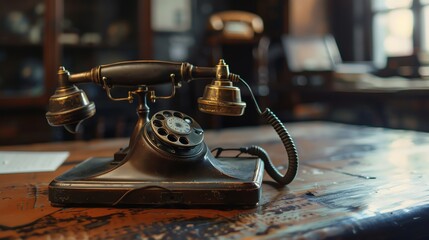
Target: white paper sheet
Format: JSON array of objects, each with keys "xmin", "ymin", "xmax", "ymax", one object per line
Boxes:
[{"xmin": 0, "ymin": 151, "xmax": 69, "ymax": 174}]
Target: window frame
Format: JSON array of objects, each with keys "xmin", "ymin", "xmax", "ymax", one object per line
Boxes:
[{"xmin": 370, "ymin": 0, "xmax": 429, "ymax": 67}]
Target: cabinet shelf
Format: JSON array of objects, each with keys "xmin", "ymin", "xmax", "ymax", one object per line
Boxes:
[
  {"xmin": 62, "ymin": 43, "xmax": 137, "ymax": 51},
  {"xmin": 0, "ymin": 41, "xmax": 42, "ymax": 48}
]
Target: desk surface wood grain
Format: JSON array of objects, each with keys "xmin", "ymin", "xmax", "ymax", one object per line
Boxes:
[{"xmin": 1, "ymin": 122, "xmax": 428, "ymax": 239}]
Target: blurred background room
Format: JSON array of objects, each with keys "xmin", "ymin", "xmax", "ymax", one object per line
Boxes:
[{"xmin": 2, "ymin": 0, "xmax": 429, "ymax": 145}]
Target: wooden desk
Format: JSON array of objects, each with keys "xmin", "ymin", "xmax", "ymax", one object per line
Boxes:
[
  {"xmin": 281, "ymin": 76, "xmax": 429, "ymax": 130},
  {"xmin": 1, "ymin": 122, "xmax": 429, "ymax": 239}
]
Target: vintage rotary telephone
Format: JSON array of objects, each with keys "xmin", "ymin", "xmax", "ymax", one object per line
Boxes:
[{"xmin": 46, "ymin": 59, "xmax": 298, "ymax": 206}]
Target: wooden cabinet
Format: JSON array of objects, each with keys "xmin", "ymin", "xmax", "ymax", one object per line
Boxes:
[
  {"xmin": 0, "ymin": 0, "xmax": 50, "ymax": 107},
  {"xmin": 0, "ymin": 0, "xmax": 151, "ymax": 144},
  {"xmin": 60, "ymin": 0, "xmax": 151, "ymax": 71}
]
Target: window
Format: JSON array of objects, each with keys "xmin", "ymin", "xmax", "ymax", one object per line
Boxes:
[
  {"xmin": 372, "ymin": 0, "xmax": 429, "ymax": 67},
  {"xmin": 372, "ymin": 0, "xmax": 413, "ymax": 67},
  {"xmin": 423, "ymin": 0, "xmax": 429, "ymax": 52}
]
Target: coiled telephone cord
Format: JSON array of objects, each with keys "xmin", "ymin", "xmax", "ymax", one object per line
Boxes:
[{"xmin": 212, "ymin": 77, "xmax": 299, "ymax": 186}]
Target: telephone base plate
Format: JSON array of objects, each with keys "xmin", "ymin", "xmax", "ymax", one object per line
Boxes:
[{"xmin": 49, "ymin": 156, "xmax": 264, "ymax": 207}]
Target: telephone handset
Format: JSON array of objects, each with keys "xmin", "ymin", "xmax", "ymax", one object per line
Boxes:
[{"xmin": 46, "ymin": 59, "xmax": 298, "ymax": 206}]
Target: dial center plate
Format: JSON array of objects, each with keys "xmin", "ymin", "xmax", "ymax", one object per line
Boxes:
[{"xmin": 166, "ymin": 116, "xmax": 191, "ymax": 134}]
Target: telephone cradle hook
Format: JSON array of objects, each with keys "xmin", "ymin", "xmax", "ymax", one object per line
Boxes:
[{"xmin": 102, "ymin": 74, "xmax": 178, "ymax": 104}]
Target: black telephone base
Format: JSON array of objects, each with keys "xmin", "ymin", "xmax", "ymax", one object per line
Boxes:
[{"xmin": 49, "ymin": 156, "xmax": 264, "ymax": 207}]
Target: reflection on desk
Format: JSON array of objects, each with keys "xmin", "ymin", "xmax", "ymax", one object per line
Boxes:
[{"xmin": 1, "ymin": 122, "xmax": 429, "ymax": 239}]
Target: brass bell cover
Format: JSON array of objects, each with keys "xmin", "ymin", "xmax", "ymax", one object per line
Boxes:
[
  {"xmin": 46, "ymin": 85, "xmax": 96, "ymax": 133},
  {"xmin": 198, "ymin": 80, "xmax": 246, "ymax": 116}
]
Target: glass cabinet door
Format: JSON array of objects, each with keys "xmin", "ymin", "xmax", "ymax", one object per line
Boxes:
[
  {"xmin": 0, "ymin": 0, "xmax": 45, "ymax": 99},
  {"xmin": 61, "ymin": 0, "xmax": 140, "ymax": 71}
]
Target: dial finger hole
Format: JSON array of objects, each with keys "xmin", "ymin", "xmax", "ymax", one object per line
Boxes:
[
  {"xmin": 173, "ymin": 112, "xmax": 184, "ymax": 118},
  {"xmin": 167, "ymin": 134, "xmax": 178, "ymax": 142},
  {"xmin": 157, "ymin": 128, "xmax": 168, "ymax": 136},
  {"xmin": 179, "ymin": 137, "xmax": 189, "ymax": 145},
  {"xmin": 155, "ymin": 114, "xmax": 165, "ymax": 120},
  {"xmin": 153, "ymin": 119, "xmax": 163, "ymax": 127},
  {"xmin": 184, "ymin": 117, "xmax": 192, "ymax": 124},
  {"xmin": 163, "ymin": 111, "xmax": 172, "ymax": 117}
]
